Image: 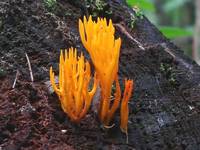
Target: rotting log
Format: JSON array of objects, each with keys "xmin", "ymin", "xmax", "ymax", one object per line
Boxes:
[{"xmin": 0, "ymin": 0, "xmax": 200, "ymax": 149}]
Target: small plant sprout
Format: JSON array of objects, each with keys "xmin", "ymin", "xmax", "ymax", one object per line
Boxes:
[{"xmin": 50, "ymin": 47, "xmax": 98, "ymax": 123}]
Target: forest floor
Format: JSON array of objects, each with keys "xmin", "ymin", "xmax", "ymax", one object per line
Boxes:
[{"xmin": 1, "ymin": 0, "xmax": 200, "ymax": 150}]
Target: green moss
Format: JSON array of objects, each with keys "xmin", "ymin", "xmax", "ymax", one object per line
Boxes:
[
  {"xmin": 85, "ymin": 0, "xmax": 112, "ymax": 17},
  {"xmin": 128, "ymin": 7, "xmax": 143, "ymax": 29},
  {"xmin": 160, "ymin": 63, "xmax": 177, "ymax": 86},
  {"xmin": 43, "ymin": 0, "xmax": 57, "ymax": 13},
  {"xmin": 128, "ymin": 14, "xmax": 136, "ymax": 29}
]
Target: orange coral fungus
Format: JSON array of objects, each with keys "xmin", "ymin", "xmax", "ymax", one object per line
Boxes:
[
  {"xmin": 50, "ymin": 47, "xmax": 97, "ymax": 123},
  {"xmin": 79, "ymin": 16, "xmax": 122, "ymax": 125},
  {"xmin": 120, "ymin": 79, "xmax": 134, "ymax": 134}
]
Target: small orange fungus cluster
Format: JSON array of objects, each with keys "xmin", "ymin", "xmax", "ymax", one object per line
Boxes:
[
  {"xmin": 50, "ymin": 16, "xmax": 134, "ymax": 134},
  {"xmin": 50, "ymin": 48, "xmax": 97, "ymax": 123}
]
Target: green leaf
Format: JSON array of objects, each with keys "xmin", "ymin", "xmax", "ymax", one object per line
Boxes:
[
  {"xmin": 163, "ymin": 0, "xmax": 189, "ymax": 12},
  {"xmin": 126, "ymin": 0, "xmax": 155, "ymax": 12},
  {"xmin": 159, "ymin": 26, "xmax": 193, "ymax": 39}
]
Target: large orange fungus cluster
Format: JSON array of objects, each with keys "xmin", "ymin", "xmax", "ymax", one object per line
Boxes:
[{"xmin": 50, "ymin": 16, "xmax": 134, "ymax": 134}]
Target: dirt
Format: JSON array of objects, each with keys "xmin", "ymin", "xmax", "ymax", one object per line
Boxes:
[{"xmin": 1, "ymin": 0, "xmax": 200, "ymax": 149}]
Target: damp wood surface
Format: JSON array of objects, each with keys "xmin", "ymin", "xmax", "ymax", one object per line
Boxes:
[{"xmin": 1, "ymin": 0, "xmax": 200, "ymax": 149}]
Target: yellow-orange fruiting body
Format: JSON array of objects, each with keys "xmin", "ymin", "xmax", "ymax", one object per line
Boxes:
[
  {"xmin": 120, "ymin": 79, "xmax": 134, "ymax": 134},
  {"xmin": 50, "ymin": 47, "xmax": 97, "ymax": 123},
  {"xmin": 79, "ymin": 16, "xmax": 122, "ymax": 126}
]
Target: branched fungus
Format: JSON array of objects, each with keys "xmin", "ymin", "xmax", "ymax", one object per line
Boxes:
[
  {"xmin": 50, "ymin": 47, "xmax": 97, "ymax": 123},
  {"xmin": 79, "ymin": 16, "xmax": 122, "ymax": 126},
  {"xmin": 50, "ymin": 16, "xmax": 134, "ymax": 139}
]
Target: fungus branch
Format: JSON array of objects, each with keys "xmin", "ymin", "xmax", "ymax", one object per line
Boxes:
[{"xmin": 120, "ymin": 79, "xmax": 134, "ymax": 143}]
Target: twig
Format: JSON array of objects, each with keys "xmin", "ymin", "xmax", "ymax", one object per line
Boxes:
[
  {"xmin": 114, "ymin": 23, "xmax": 145, "ymax": 50},
  {"xmin": 104, "ymin": 124, "xmax": 115, "ymax": 129},
  {"xmin": 160, "ymin": 43, "xmax": 176, "ymax": 58},
  {"xmin": 25, "ymin": 53, "xmax": 34, "ymax": 82},
  {"xmin": 126, "ymin": 132, "xmax": 129, "ymax": 144},
  {"xmin": 12, "ymin": 70, "xmax": 19, "ymax": 89}
]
